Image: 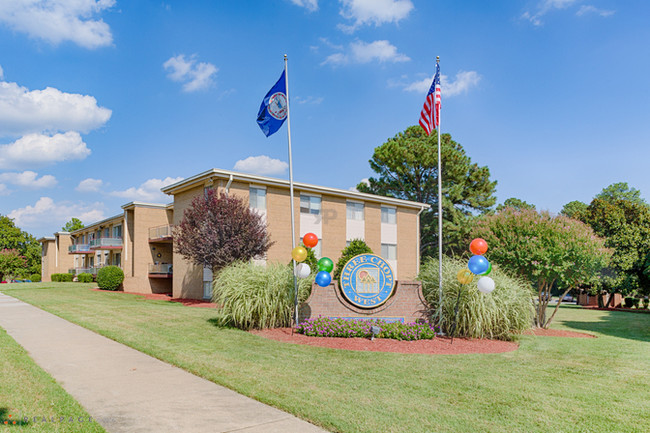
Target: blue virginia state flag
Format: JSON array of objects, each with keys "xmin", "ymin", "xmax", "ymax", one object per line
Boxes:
[{"xmin": 257, "ymin": 70, "xmax": 288, "ymax": 137}]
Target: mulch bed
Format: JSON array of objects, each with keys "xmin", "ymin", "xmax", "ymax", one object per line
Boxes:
[
  {"xmin": 90, "ymin": 288, "xmax": 217, "ymax": 308},
  {"xmin": 251, "ymin": 327, "xmax": 596, "ymax": 355}
]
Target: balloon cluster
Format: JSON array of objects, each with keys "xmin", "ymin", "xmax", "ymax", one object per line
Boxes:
[
  {"xmin": 456, "ymin": 238, "xmax": 495, "ymax": 294},
  {"xmin": 291, "ymin": 232, "xmax": 334, "ymax": 287}
]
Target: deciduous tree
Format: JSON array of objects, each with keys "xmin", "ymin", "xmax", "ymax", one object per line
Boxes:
[
  {"xmin": 62, "ymin": 218, "xmax": 84, "ymax": 232},
  {"xmin": 0, "ymin": 249, "xmax": 26, "ymax": 281},
  {"xmin": 173, "ymin": 190, "xmax": 273, "ymax": 273},
  {"xmin": 0, "ymin": 215, "xmax": 40, "ymax": 276},
  {"xmin": 357, "ymin": 126, "xmax": 497, "ymax": 256},
  {"xmin": 496, "ymin": 197, "xmax": 535, "ymax": 212},
  {"xmin": 472, "ymin": 208, "xmax": 610, "ymax": 328}
]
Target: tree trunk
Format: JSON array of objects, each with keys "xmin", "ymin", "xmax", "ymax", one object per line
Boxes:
[
  {"xmin": 605, "ymin": 290, "xmax": 615, "ymax": 308},
  {"xmin": 597, "ymin": 292, "xmax": 604, "ymax": 308},
  {"xmin": 544, "ymin": 286, "xmax": 573, "ymax": 328}
]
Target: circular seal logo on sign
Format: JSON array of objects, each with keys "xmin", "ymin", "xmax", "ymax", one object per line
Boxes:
[
  {"xmin": 339, "ymin": 254, "xmax": 395, "ymax": 309},
  {"xmin": 268, "ymin": 92, "xmax": 287, "ymax": 120}
]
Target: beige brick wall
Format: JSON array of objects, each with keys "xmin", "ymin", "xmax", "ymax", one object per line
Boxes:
[
  {"xmin": 40, "ymin": 240, "xmax": 56, "ymax": 281},
  {"xmin": 56, "ymin": 234, "xmax": 74, "ymax": 276},
  {"xmin": 397, "ymin": 207, "xmax": 419, "ymax": 280},
  {"xmin": 321, "ymin": 195, "xmax": 346, "ymax": 263},
  {"xmin": 172, "ymin": 185, "xmax": 204, "ymax": 299},
  {"xmin": 266, "ymin": 186, "xmax": 297, "ymax": 264}
]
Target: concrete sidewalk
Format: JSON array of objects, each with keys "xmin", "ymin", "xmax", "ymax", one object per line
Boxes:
[{"xmin": 0, "ymin": 292, "xmax": 327, "ymax": 433}]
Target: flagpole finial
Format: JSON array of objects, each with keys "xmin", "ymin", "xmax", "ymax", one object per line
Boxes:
[
  {"xmin": 284, "ymin": 54, "xmax": 287, "ymax": 60},
  {"xmin": 436, "ymin": 56, "xmax": 440, "ymax": 63}
]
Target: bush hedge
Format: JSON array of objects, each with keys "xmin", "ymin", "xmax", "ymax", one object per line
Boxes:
[
  {"xmin": 333, "ymin": 238, "xmax": 373, "ymax": 282},
  {"xmin": 77, "ymin": 273, "xmax": 94, "ymax": 283},
  {"xmin": 96, "ymin": 266, "xmax": 124, "ymax": 291},
  {"xmin": 213, "ymin": 261, "xmax": 313, "ymax": 330},
  {"xmin": 29, "ymin": 273, "xmax": 41, "ymax": 282},
  {"xmin": 51, "ymin": 273, "xmax": 74, "ymax": 282},
  {"xmin": 419, "ymin": 257, "xmax": 534, "ymax": 340},
  {"xmin": 296, "ymin": 317, "xmax": 437, "ymax": 340}
]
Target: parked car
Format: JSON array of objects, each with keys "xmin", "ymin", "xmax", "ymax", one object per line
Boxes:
[{"xmin": 562, "ymin": 294, "xmax": 574, "ymax": 302}]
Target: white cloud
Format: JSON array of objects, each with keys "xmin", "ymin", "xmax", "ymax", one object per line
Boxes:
[
  {"xmin": 0, "ymin": 183, "xmax": 9, "ymax": 195},
  {"xmin": 403, "ymin": 71, "xmax": 481, "ymax": 96},
  {"xmin": 521, "ymin": 0, "xmax": 579, "ymax": 26},
  {"xmin": 0, "ymin": 0, "xmax": 115, "ymax": 49},
  {"xmin": 339, "ymin": 0, "xmax": 413, "ymax": 32},
  {"xmin": 289, "ymin": 0, "xmax": 318, "ymax": 12},
  {"xmin": 0, "ymin": 132, "xmax": 90, "ymax": 169},
  {"xmin": 163, "ymin": 54, "xmax": 218, "ymax": 92},
  {"xmin": 76, "ymin": 177, "xmax": 103, "ymax": 192},
  {"xmin": 8, "ymin": 197, "xmax": 105, "ymax": 230},
  {"xmin": 234, "ymin": 155, "xmax": 288, "ymax": 176},
  {"xmin": 322, "ymin": 40, "xmax": 410, "ymax": 66},
  {"xmin": 576, "ymin": 5, "xmax": 615, "ymax": 17},
  {"xmin": 0, "ymin": 171, "xmax": 57, "ymax": 188},
  {"xmin": 110, "ymin": 176, "xmax": 184, "ymax": 202},
  {"xmin": 0, "ymin": 81, "xmax": 112, "ymax": 136}
]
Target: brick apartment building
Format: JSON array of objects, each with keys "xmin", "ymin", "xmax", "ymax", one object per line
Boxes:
[{"xmin": 40, "ymin": 168, "xmax": 429, "ymax": 300}]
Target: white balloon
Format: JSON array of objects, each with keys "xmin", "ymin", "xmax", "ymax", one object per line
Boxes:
[
  {"xmin": 477, "ymin": 276, "xmax": 495, "ymax": 294},
  {"xmin": 295, "ymin": 263, "xmax": 311, "ymax": 279}
]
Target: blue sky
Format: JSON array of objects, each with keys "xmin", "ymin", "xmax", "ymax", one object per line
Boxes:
[{"xmin": 0, "ymin": 0, "xmax": 648, "ymax": 238}]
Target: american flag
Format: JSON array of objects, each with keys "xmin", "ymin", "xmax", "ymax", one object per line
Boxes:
[{"xmin": 419, "ymin": 63, "xmax": 441, "ymax": 136}]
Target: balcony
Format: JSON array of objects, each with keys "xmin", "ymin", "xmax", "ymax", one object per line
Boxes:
[
  {"xmin": 148, "ymin": 263, "xmax": 173, "ymax": 278},
  {"xmin": 149, "ymin": 225, "xmax": 173, "ymax": 243},
  {"xmin": 68, "ymin": 244, "xmax": 92, "ymax": 254},
  {"xmin": 89, "ymin": 238, "xmax": 123, "ymax": 249},
  {"xmin": 69, "ymin": 265, "xmax": 122, "ymax": 276}
]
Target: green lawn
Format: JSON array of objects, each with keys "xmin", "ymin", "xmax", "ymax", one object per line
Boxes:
[
  {"xmin": 2, "ymin": 283, "xmax": 649, "ymax": 433},
  {"xmin": 0, "ymin": 312, "xmax": 106, "ymax": 432}
]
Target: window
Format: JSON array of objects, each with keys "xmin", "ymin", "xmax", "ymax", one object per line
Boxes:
[
  {"xmin": 381, "ymin": 206, "xmax": 396, "ymax": 224},
  {"xmin": 249, "ymin": 187, "xmax": 266, "ymax": 210},
  {"xmin": 300, "ymin": 194, "xmax": 321, "ymax": 215},
  {"xmin": 113, "ymin": 253, "xmax": 121, "ymax": 267},
  {"xmin": 104, "ymin": 228, "xmax": 110, "ymax": 238},
  {"xmin": 346, "ymin": 201, "xmax": 364, "ymax": 220},
  {"xmin": 381, "ymin": 243, "xmax": 397, "ymax": 260},
  {"xmin": 113, "ymin": 225, "xmax": 122, "ymax": 239}
]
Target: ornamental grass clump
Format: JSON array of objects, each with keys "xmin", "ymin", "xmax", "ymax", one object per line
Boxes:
[
  {"xmin": 213, "ymin": 261, "xmax": 312, "ymax": 330},
  {"xmin": 296, "ymin": 317, "xmax": 437, "ymax": 341},
  {"xmin": 419, "ymin": 257, "xmax": 533, "ymax": 340}
]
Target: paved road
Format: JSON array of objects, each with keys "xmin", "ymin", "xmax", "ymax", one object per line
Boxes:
[{"xmin": 0, "ymin": 292, "xmax": 327, "ymax": 433}]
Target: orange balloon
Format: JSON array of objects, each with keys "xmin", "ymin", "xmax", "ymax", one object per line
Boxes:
[
  {"xmin": 303, "ymin": 232, "xmax": 319, "ymax": 249},
  {"xmin": 457, "ymin": 268, "xmax": 474, "ymax": 285},
  {"xmin": 469, "ymin": 238, "xmax": 488, "ymax": 256}
]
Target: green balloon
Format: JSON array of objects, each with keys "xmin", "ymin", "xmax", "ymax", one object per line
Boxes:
[
  {"xmin": 318, "ymin": 257, "xmax": 334, "ymax": 273},
  {"xmin": 480, "ymin": 262, "xmax": 492, "ymax": 276}
]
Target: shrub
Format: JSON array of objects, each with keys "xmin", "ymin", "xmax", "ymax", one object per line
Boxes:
[
  {"xmin": 51, "ymin": 273, "xmax": 73, "ymax": 282},
  {"xmin": 213, "ymin": 262, "xmax": 312, "ymax": 330},
  {"xmin": 96, "ymin": 266, "xmax": 124, "ymax": 291},
  {"xmin": 51, "ymin": 273, "xmax": 59, "ymax": 282},
  {"xmin": 29, "ymin": 273, "xmax": 41, "ymax": 282},
  {"xmin": 77, "ymin": 273, "xmax": 94, "ymax": 283},
  {"xmin": 296, "ymin": 317, "xmax": 437, "ymax": 340},
  {"xmin": 419, "ymin": 257, "xmax": 534, "ymax": 340},
  {"xmin": 333, "ymin": 238, "xmax": 373, "ymax": 282},
  {"xmin": 624, "ymin": 297, "xmax": 635, "ymax": 308}
]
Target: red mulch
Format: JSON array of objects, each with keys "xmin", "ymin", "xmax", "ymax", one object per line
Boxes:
[
  {"xmin": 90, "ymin": 288, "xmax": 217, "ymax": 308},
  {"xmin": 251, "ymin": 326, "xmax": 597, "ymax": 355}
]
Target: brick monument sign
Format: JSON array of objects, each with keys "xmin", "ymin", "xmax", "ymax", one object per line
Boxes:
[{"xmin": 299, "ymin": 254, "xmax": 430, "ymax": 323}]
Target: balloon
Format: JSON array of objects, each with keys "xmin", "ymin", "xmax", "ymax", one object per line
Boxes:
[
  {"xmin": 315, "ymin": 271, "xmax": 332, "ymax": 287},
  {"xmin": 295, "ymin": 263, "xmax": 311, "ymax": 279},
  {"xmin": 469, "ymin": 238, "xmax": 488, "ymax": 256},
  {"xmin": 457, "ymin": 268, "xmax": 474, "ymax": 285},
  {"xmin": 318, "ymin": 257, "xmax": 334, "ymax": 273},
  {"xmin": 477, "ymin": 276, "xmax": 495, "ymax": 294},
  {"xmin": 303, "ymin": 233, "xmax": 319, "ymax": 249},
  {"xmin": 291, "ymin": 246, "xmax": 308, "ymax": 262},
  {"xmin": 468, "ymin": 255, "xmax": 489, "ymax": 275},
  {"xmin": 480, "ymin": 262, "xmax": 492, "ymax": 276}
]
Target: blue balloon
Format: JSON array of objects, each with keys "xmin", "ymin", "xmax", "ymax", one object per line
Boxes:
[
  {"xmin": 315, "ymin": 271, "xmax": 332, "ymax": 287},
  {"xmin": 468, "ymin": 255, "xmax": 490, "ymax": 275}
]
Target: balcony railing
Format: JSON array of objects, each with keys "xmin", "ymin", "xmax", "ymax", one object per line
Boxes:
[
  {"xmin": 68, "ymin": 265, "xmax": 122, "ymax": 276},
  {"xmin": 149, "ymin": 263, "xmax": 173, "ymax": 274},
  {"xmin": 89, "ymin": 238, "xmax": 123, "ymax": 249},
  {"xmin": 68, "ymin": 244, "xmax": 92, "ymax": 253},
  {"xmin": 149, "ymin": 225, "xmax": 173, "ymax": 241}
]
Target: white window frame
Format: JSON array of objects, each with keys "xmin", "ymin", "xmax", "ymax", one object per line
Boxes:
[
  {"xmin": 300, "ymin": 194, "xmax": 321, "ymax": 215},
  {"xmin": 249, "ymin": 185, "xmax": 267, "ymax": 210},
  {"xmin": 381, "ymin": 243, "xmax": 397, "ymax": 260},
  {"xmin": 381, "ymin": 206, "xmax": 397, "ymax": 224},
  {"xmin": 346, "ymin": 201, "xmax": 364, "ymax": 221}
]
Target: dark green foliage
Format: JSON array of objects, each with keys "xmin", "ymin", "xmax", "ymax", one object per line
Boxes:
[
  {"xmin": 333, "ymin": 239, "xmax": 373, "ymax": 282},
  {"xmin": 596, "ymin": 182, "xmax": 647, "ymax": 206},
  {"xmin": 357, "ymin": 126, "xmax": 497, "ymax": 256},
  {"xmin": 52, "ymin": 273, "xmax": 74, "ymax": 282},
  {"xmin": 29, "ymin": 273, "xmax": 41, "ymax": 282},
  {"xmin": 0, "ymin": 215, "xmax": 41, "ymax": 275},
  {"xmin": 496, "ymin": 197, "xmax": 535, "ymax": 212},
  {"xmin": 77, "ymin": 273, "xmax": 94, "ymax": 283},
  {"xmin": 96, "ymin": 266, "xmax": 124, "ymax": 291},
  {"xmin": 561, "ymin": 200, "xmax": 588, "ymax": 219},
  {"xmin": 62, "ymin": 218, "xmax": 84, "ymax": 232}
]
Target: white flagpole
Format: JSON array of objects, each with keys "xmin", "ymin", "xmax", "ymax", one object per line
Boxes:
[
  {"xmin": 284, "ymin": 54, "xmax": 299, "ymax": 326},
  {"xmin": 436, "ymin": 56, "xmax": 444, "ymax": 329}
]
